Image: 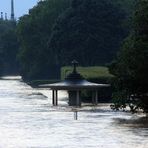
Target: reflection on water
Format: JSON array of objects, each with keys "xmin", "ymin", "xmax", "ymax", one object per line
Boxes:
[
  {"xmin": 0, "ymin": 76, "xmax": 147, "ymax": 148},
  {"xmin": 114, "ymin": 116, "xmax": 148, "ymax": 128}
]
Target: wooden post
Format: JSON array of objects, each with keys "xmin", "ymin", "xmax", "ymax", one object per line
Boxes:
[
  {"xmin": 74, "ymin": 110, "xmax": 78, "ymax": 120},
  {"xmin": 95, "ymin": 90, "xmax": 98, "ymax": 105}
]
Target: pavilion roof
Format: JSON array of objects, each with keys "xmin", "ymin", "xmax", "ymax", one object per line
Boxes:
[
  {"xmin": 40, "ymin": 60, "xmax": 110, "ymax": 90},
  {"xmin": 40, "ymin": 79, "xmax": 110, "ymax": 90}
]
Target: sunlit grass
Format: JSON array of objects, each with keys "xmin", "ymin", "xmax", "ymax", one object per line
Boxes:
[
  {"xmin": 30, "ymin": 66, "xmax": 114, "ymax": 86},
  {"xmin": 61, "ymin": 66, "xmax": 114, "ymax": 80}
]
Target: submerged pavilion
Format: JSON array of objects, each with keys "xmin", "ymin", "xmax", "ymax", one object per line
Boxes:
[{"xmin": 40, "ymin": 60, "xmax": 110, "ymax": 106}]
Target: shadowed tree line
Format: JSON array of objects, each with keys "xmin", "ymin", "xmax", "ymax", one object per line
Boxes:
[
  {"xmin": 17, "ymin": 0, "xmax": 133, "ymax": 80},
  {"xmin": 0, "ymin": 0, "xmax": 134, "ymax": 79},
  {"xmin": 48, "ymin": 0, "xmax": 127, "ymax": 66},
  {"xmin": 109, "ymin": 0, "xmax": 148, "ymax": 112},
  {"xmin": 17, "ymin": 0, "xmax": 71, "ymax": 80},
  {"xmin": 0, "ymin": 19, "xmax": 19, "ymax": 75}
]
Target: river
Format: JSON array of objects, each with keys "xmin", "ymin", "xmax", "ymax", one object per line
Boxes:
[{"xmin": 0, "ymin": 76, "xmax": 147, "ymax": 148}]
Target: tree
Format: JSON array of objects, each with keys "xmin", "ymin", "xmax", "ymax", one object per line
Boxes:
[
  {"xmin": 17, "ymin": 0, "xmax": 133, "ymax": 80},
  {"xmin": 0, "ymin": 20, "xmax": 19, "ymax": 75},
  {"xmin": 17, "ymin": 0, "xmax": 71, "ymax": 80},
  {"xmin": 48, "ymin": 0, "xmax": 127, "ymax": 66},
  {"xmin": 17, "ymin": 0, "xmax": 70, "ymax": 79},
  {"xmin": 109, "ymin": 0, "xmax": 148, "ymax": 112}
]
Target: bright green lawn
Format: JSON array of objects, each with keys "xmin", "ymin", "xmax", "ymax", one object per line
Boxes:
[
  {"xmin": 29, "ymin": 66, "xmax": 113, "ymax": 86},
  {"xmin": 61, "ymin": 66, "xmax": 114, "ymax": 80}
]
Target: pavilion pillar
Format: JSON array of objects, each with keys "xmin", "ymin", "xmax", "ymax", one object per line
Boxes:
[
  {"xmin": 95, "ymin": 90, "xmax": 98, "ymax": 105},
  {"xmin": 55, "ymin": 90, "xmax": 58, "ymax": 106},
  {"xmin": 52, "ymin": 90, "xmax": 58, "ymax": 106},
  {"xmin": 76, "ymin": 90, "xmax": 80, "ymax": 107},
  {"xmin": 92, "ymin": 91, "xmax": 95, "ymax": 104},
  {"xmin": 52, "ymin": 90, "xmax": 55, "ymax": 106}
]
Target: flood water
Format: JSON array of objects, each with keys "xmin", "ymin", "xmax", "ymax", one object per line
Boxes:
[{"xmin": 0, "ymin": 76, "xmax": 148, "ymax": 148}]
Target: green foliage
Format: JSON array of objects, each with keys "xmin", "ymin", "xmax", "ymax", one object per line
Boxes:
[
  {"xmin": 0, "ymin": 20, "xmax": 19, "ymax": 75},
  {"xmin": 109, "ymin": 0, "xmax": 148, "ymax": 112},
  {"xmin": 49, "ymin": 0, "xmax": 127, "ymax": 66},
  {"xmin": 16, "ymin": 0, "xmax": 134, "ymax": 81},
  {"xmin": 111, "ymin": 91, "xmax": 145, "ymax": 113},
  {"xmin": 110, "ymin": 90, "xmax": 128, "ymax": 111},
  {"xmin": 17, "ymin": 0, "xmax": 71, "ymax": 80},
  {"xmin": 112, "ymin": 0, "xmax": 135, "ymax": 14}
]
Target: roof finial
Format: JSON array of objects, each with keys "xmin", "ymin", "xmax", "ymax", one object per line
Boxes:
[{"xmin": 72, "ymin": 60, "xmax": 78, "ymax": 73}]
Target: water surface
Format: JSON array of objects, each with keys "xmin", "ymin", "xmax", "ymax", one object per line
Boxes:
[{"xmin": 0, "ymin": 76, "xmax": 147, "ymax": 148}]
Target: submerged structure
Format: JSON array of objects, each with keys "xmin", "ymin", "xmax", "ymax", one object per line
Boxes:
[{"xmin": 41, "ymin": 60, "xmax": 110, "ymax": 106}]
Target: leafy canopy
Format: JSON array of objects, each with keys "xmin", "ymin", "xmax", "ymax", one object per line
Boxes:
[
  {"xmin": 17, "ymin": 0, "xmax": 71, "ymax": 80},
  {"xmin": 49, "ymin": 0, "xmax": 127, "ymax": 66},
  {"xmin": 109, "ymin": 0, "xmax": 148, "ymax": 112}
]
